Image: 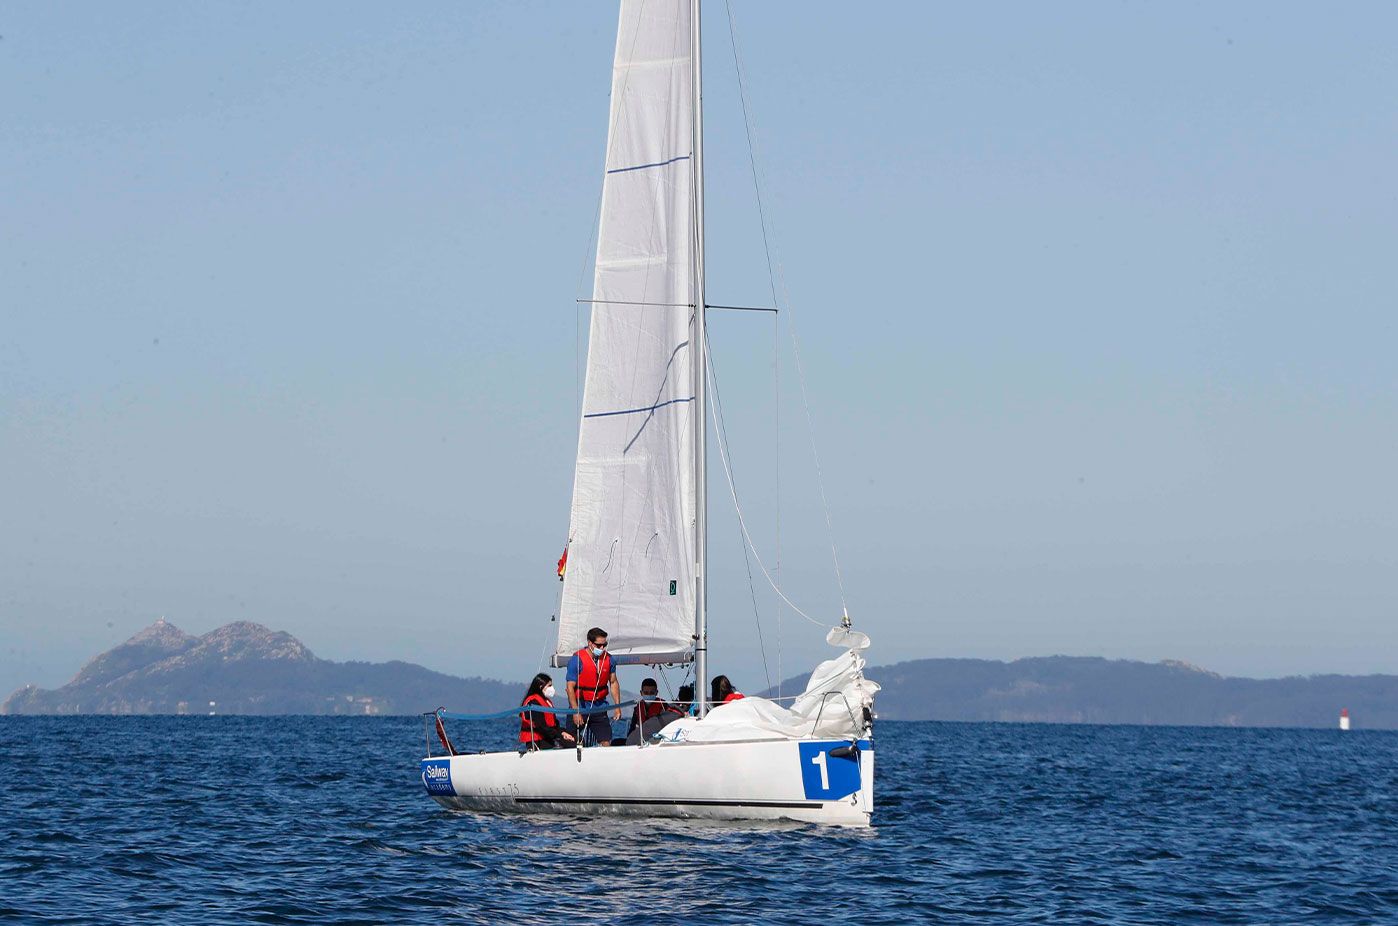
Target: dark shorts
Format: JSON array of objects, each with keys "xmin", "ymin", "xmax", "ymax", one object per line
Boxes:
[{"xmin": 574, "ymin": 705, "xmax": 614, "ymax": 746}]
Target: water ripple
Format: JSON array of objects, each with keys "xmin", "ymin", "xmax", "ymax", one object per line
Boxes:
[{"xmin": 1, "ymin": 717, "xmax": 1396, "ymax": 923}]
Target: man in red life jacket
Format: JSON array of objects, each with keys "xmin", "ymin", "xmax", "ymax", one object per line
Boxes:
[
  {"xmin": 625, "ymin": 677, "xmax": 684, "ymax": 745},
  {"xmin": 627, "ymin": 677, "xmax": 675, "ymax": 735},
  {"xmin": 567, "ymin": 627, "xmax": 621, "ymax": 746}
]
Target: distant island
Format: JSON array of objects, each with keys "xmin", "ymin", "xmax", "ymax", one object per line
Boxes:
[
  {"xmin": 4, "ymin": 620, "xmax": 1395, "ymax": 728},
  {"xmin": 1, "ymin": 620, "xmax": 519, "ymax": 716},
  {"xmin": 763, "ymin": 656, "xmax": 1398, "ymax": 730}
]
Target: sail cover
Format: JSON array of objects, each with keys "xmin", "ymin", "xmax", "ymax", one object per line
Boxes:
[
  {"xmin": 655, "ymin": 629, "xmax": 881, "ymax": 743},
  {"xmin": 555, "ymin": 0, "xmax": 697, "ymax": 666}
]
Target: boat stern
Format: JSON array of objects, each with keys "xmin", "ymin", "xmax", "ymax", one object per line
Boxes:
[{"xmin": 421, "ymin": 756, "xmax": 458, "ymax": 804}]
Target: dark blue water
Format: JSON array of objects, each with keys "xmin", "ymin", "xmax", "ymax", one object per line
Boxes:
[{"xmin": 2, "ymin": 718, "xmax": 1395, "ymax": 924}]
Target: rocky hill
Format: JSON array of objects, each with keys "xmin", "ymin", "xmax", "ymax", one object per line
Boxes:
[
  {"xmin": 2, "ymin": 619, "xmax": 521, "ymax": 716},
  {"xmin": 763, "ymin": 655, "xmax": 1398, "ymax": 729},
  {"xmin": 8, "ymin": 622, "xmax": 1396, "ymax": 727}
]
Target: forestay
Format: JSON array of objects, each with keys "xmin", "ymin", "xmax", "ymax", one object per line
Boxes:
[{"xmin": 556, "ymin": 0, "xmax": 698, "ymax": 667}]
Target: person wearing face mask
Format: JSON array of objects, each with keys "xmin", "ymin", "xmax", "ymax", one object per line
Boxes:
[
  {"xmin": 519, "ymin": 673, "xmax": 575, "ymax": 750},
  {"xmin": 625, "ymin": 677, "xmax": 682, "ymax": 744},
  {"xmin": 566, "ymin": 627, "xmax": 622, "ymax": 746}
]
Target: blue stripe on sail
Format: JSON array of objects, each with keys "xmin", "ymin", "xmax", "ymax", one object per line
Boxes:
[
  {"xmin": 605, "ymin": 155, "xmax": 691, "ymax": 175},
  {"xmin": 583, "ymin": 396, "xmax": 694, "ymax": 419}
]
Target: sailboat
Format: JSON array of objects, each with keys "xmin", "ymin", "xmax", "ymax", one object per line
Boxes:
[{"xmin": 420, "ymin": 0, "xmax": 879, "ymax": 826}]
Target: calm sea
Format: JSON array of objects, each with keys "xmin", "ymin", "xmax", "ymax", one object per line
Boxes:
[{"xmin": 1, "ymin": 716, "xmax": 1394, "ymax": 924}]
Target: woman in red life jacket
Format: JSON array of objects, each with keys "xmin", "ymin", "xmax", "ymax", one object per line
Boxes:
[
  {"xmin": 711, "ymin": 675, "xmax": 745, "ymax": 705},
  {"xmin": 519, "ymin": 673, "xmax": 575, "ymax": 750}
]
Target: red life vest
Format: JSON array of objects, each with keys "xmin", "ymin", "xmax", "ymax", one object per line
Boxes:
[
  {"xmin": 722, "ymin": 691, "xmax": 745, "ymax": 703},
  {"xmin": 633, "ymin": 699, "xmax": 670, "ymax": 725},
  {"xmin": 519, "ymin": 693, "xmax": 559, "ymax": 744},
  {"xmin": 573, "ymin": 648, "xmax": 614, "ymax": 703}
]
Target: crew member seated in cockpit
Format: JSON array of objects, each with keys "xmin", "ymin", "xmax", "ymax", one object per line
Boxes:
[
  {"xmin": 624, "ymin": 677, "xmax": 684, "ymax": 744},
  {"xmin": 519, "ymin": 673, "xmax": 575, "ymax": 750},
  {"xmin": 627, "ymin": 677, "xmax": 672, "ymax": 735},
  {"xmin": 711, "ymin": 675, "xmax": 744, "ymax": 705}
]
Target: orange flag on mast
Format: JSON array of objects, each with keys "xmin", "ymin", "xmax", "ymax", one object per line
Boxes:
[{"xmin": 556, "ymin": 546, "xmax": 568, "ymax": 581}]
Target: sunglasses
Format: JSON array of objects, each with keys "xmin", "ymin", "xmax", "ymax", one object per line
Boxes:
[{"xmin": 590, "ymin": 640, "xmax": 608, "ymax": 647}]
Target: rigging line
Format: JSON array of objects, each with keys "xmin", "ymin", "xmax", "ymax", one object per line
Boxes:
[
  {"xmin": 705, "ymin": 336, "xmax": 830, "ymax": 632},
  {"xmin": 722, "ymin": 0, "xmax": 779, "ymax": 314},
  {"xmin": 541, "ymin": 544, "xmax": 569, "ymax": 674},
  {"xmin": 575, "ymin": 296, "xmax": 582, "ymax": 456},
  {"xmin": 536, "ymin": 607, "xmax": 557, "ymax": 675},
  {"xmin": 774, "ymin": 309, "xmax": 782, "ymax": 698},
  {"xmin": 726, "ymin": 0, "xmax": 789, "ymax": 693},
  {"xmin": 724, "ymin": 0, "xmax": 849, "ymax": 617},
  {"xmin": 782, "ymin": 282, "xmax": 849, "ymax": 615},
  {"xmin": 705, "ymin": 333, "xmax": 771, "ymax": 692},
  {"xmin": 656, "ymin": 663, "xmax": 693, "ymax": 706}
]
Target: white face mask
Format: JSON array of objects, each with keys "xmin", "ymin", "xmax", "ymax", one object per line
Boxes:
[{"xmin": 543, "ymin": 684, "xmax": 556, "ymax": 699}]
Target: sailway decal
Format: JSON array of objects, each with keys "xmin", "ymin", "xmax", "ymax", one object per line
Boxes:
[
  {"xmin": 798, "ymin": 742, "xmax": 861, "ymax": 800},
  {"xmin": 421, "ymin": 758, "xmax": 454, "ymax": 796}
]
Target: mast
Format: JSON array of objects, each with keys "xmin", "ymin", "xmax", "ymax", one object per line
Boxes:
[{"xmin": 691, "ymin": 0, "xmax": 709, "ymax": 717}]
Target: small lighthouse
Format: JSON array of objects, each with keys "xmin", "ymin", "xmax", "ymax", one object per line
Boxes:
[{"xmin": 1339, "ymin": 708, "xmax": 1350, "ymax": 731}]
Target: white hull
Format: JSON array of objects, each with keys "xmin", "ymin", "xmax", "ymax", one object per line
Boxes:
[{"xmin": 422, "ymin": 737, "xmax": 874, "ymax": 827}]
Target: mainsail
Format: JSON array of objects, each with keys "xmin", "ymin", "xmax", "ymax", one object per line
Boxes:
[{"xmin": 555, "ymin": 0, "xmax": 697, "ymax": 666}]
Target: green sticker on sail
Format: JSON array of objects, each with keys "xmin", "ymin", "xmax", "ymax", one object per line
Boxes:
[{"xmin": 669, "ymin": 580, "xmax": 677, "ymax": 596}]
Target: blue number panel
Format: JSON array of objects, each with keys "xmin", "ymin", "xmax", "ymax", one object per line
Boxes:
[{"xmin": 797, "ymin": 742, "xmax": 861, "ymax": 800}]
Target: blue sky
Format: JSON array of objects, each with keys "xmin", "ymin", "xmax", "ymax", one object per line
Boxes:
[{"xmin": 3, "ymin": 2, "xmax": 1396, "ymax": 699}]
